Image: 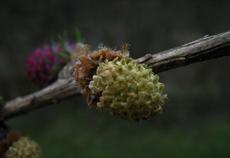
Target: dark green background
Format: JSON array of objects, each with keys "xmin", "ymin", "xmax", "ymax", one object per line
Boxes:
[{"xmin": 0, "ymin": 0, "xmax": 230, "ymax": 157}]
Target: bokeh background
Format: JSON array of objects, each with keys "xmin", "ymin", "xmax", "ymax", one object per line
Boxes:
[{"xmin": 0, "ymin": 0, "xmax": 230, "ymax": 157}]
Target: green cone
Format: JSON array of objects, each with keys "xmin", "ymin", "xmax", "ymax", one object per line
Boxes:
[
  {"xmin": 89, "ymin": 57, "xmax": 167, "ymax": 120},
  {"xmin": 5, "ymin": 137, "xmax": 41, "ymax": 158}
]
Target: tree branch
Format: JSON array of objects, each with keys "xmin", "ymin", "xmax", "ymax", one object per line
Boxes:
[
  {"xmin": 2, "ymin": 31, "xmax": 230, "ymax": 120},
  {"xmin": 137, "ymin": 31, "xmax": 230, "ymax": 73}
]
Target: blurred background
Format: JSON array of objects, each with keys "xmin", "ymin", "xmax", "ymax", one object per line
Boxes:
[{"xmin": 0, "ymin": 0, "xmax": 230, "ymax": 157}]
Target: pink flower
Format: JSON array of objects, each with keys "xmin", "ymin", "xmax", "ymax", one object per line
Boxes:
[{"xmin": 26, "ymin": 42, "xmax": 77, "ymax": 88}]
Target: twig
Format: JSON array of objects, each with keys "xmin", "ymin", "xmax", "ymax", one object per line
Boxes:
[
  {"xmin": 2, "ymin": 31, "xmax": 230, "ymax": 120},
  {"xmin": 137, "ymin": 31, "xmax": 230, "ymax": 73}
]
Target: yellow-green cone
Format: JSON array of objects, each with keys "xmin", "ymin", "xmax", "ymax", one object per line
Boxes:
[
  {"xmin": 5, "ymin": 137, "xmax": 41, "ymax": 158},
  {"xmin": 89, "ymin": 57, "xmax": 167, "ymax": 120}
]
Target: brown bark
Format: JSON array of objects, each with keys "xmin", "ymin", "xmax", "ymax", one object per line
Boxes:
[{"xmin": 2, "ymin": 31, "xmax": 230, "ymax": 120}]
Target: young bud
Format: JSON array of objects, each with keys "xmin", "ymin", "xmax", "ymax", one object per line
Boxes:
[
  {"xmin": 75, "ymin": 47, "xmax": 167, "ymax": 120},
  {"xmin": 89, "ymin": 57, "xmax": 167, "ymax": 120},
  {"xmin": 5, "ymin": 137, "xmax": 41, "ymax": 158},
  {"xmin": 26, "ymin": 42, "xmax": 79, "ymax": 88}
]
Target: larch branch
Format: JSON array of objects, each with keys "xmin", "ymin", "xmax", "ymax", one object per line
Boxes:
[{"xmin": 2, "ymin": 31, "xmax": 230, "ymax": 120}]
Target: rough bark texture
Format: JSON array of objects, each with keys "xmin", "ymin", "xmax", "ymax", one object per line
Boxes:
[
  {"xmin": 2, "ymin": 62, "xmax": 80, "ymax": 120},
  {"xmin": 2, "ymin": 31, "xmax": 230, "ymax": 120},
  {"xmin": 137, "ymin": 31, "xmax": 230, "ymax": 73}
]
